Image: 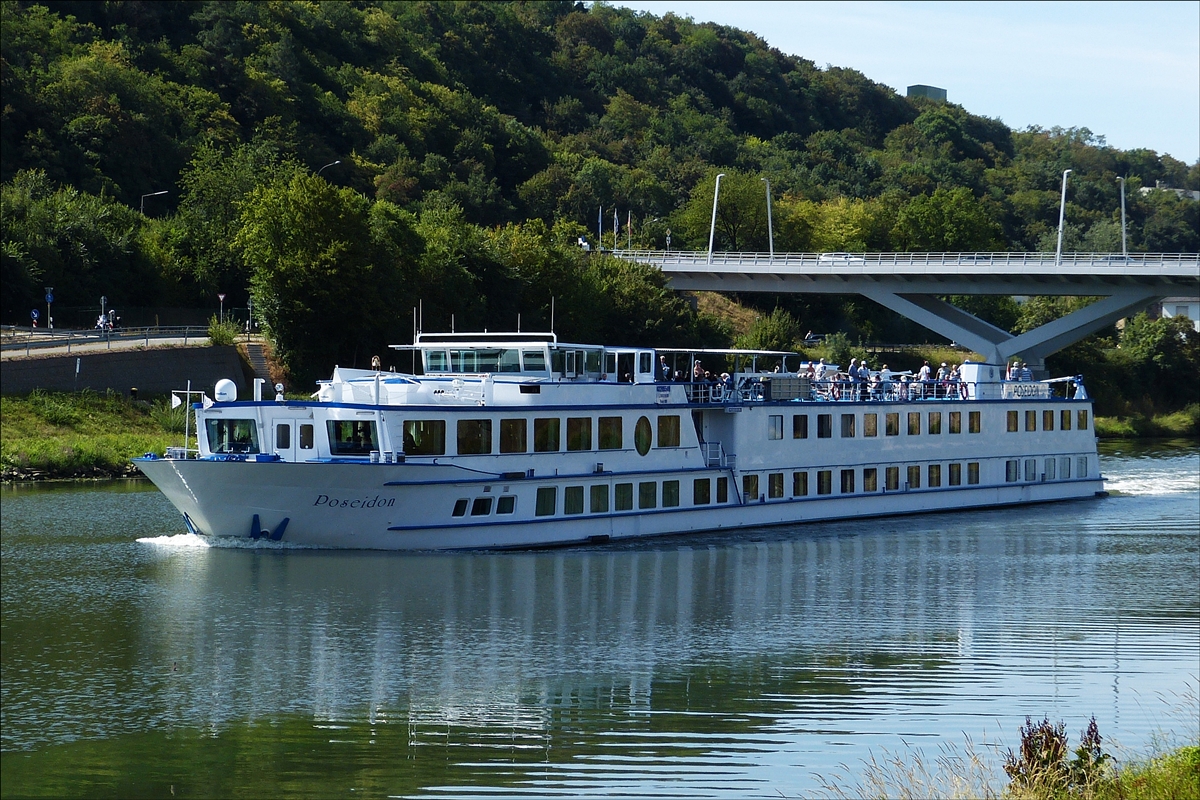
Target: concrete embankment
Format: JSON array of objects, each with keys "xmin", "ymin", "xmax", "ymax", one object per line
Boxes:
[{"xmin": 1, "ymin": 345, "xmax": 250, "ymax": 396}]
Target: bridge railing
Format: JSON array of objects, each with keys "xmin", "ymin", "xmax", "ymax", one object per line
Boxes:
[
  {"xmin": 1, "ymin": 325, "xmax": 212, "ymax": 353},
  {"xmin": 613, "ymin": 250, "xmax": 1199, "ymax": 269}
]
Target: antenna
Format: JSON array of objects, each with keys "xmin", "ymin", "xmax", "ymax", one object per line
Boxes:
[
  {"xmin": 517, "ymin": 313, "xmax": 521, "ymax": 332},
  {"xmin": 451, "ymin": 313, "xmax": 455, "ymax": 333},
  {"xmin": 551, "ymin": 296, "xmax": 555, "ymax": 333},
  {"xmin": 419, "ymin": 299, "xmax": 423, "ymax": 334}
]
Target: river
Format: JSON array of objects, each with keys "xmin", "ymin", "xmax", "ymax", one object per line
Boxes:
[{"xmin": 2, "ymin": 440, "xmax": 1197, "ymax": 798}]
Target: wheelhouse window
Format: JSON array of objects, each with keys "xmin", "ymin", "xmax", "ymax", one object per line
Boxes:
[
  {"xmin": 403, "ymin": 420, "xmax": 445, "ymax": 455},
  {"xmin": 522, "ymin": 349, "xmax": 548, "ymax": 373},
  {"xmin": 658, "ymin": 415, "xmax": 681, "ymax": 447},
  {"xmin": 327, "ymin": 420, "xmax": 378, "ymax": 456},
  {"xmin": 567, "ymin": 417, "xmax": 592, "ymax": 451},
  {"xmin": 500, "ymin": 418, "xmax": 527, "ymax": 453},
  {"xmin": 207, "ymin": 418, "xmax": 261, "ymax": 454},
  {"xmin": 457, "ymin": 419, "xmax": 492, "ymax": 455}
]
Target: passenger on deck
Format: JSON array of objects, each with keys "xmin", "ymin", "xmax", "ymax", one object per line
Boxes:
[
  {"xmin": 693, "ymin": 360, "xmax": 705, "ymax": 381},
  {"xmin": 918, "ymin": 361, "xmax": 932, "ymax": 399},
  {"xmin": 879, "ymin": 364, "xmax": 893, "ymax": 398}
]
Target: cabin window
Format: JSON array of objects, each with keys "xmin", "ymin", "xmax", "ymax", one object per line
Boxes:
[
  {"xmin": 663, "ymin": 480, "xmax": 681, "ymax": 507},
  {"xmin": 497, "ymin": 496, "xmax": 516, "ymax": 514},
  {"xmin": 327, "ymin": 420, "xmax": 377, "ymax": 456},
  {"xmin": 817, "ymin": 414, "xmax": 832, "ymax": 439},
  {"xmin": 769, "ymin": 473, "xmax": 784, "ymax": 499},
  {"xmin": 1077, "ymin": 410, "xmax": 1089, "ymax": 430},
  {"xmin": 534, "ymin": 418, "xmax": 559, "ymax": 452},
  {"xmin": 497, "ymin": 349, "xmax": 521, "ymax": 373},
  {"xmin": 886, "ymin": 413, "xmax": 899, "ymax": 436},
  {"xmin": 471, "ymin": 497, "xmax": 493, "ymax": 516},
  {"xmin": 1025, "ymin": 410, "xmax": 1037, "ymax": 432},
  {"xmin": 969, "ymin": 411, "xmax": 981, "ymax": 433},
  {"xmin": 658, "ymin": 415, "xmax": 681, "ymax": 447},
  {"xmin": 907, "ymin": 465, "xmax": 921, "ymax": 489},
  {"xmin": 694, "ymin": 478, "xmax": 711, "ymax": 505},
  {"xmin": 534, "ymin": 487, "xmax": 556, "ymax": 516},
  {"xmin": 968, "ymin": 462, "xmax": 980, "ymax": 484},
  {"xmin": 1007, "ymin": 411, "xmax": 1019, "ymax": 432},
  {"xmin": 743, "ymin": 474, "xmax": 759, "ymax": 500},
  {"xmin": 885, "ymin": 467, "xmax": 900, "ymax": 491},
  {"xmin": 928, "ymin": 464, "xmax": 942, "ymax": 488},
  {"xmin": 928, "ymin": 412, "xmax": 942, "ymax": 435},
  {"xmin": 402, "ymin": 419, "xmax": 444, "ymax": 455},
  {"xmin": 299, "ymin": 424, "xmax": 314, "ymax": 449},
  {"xmin": 452, "ymin": 498, "xmax": 468, "ymax": 517},
  {"xmin": 457, "ymin": 419, "xmax": 492, "ymax": 455},
  {"xmin": 768, "ymin": 415, "xmax": 784, "ymax": 440},
  {"xmin": 864, "ymin": 413, "xmax": 878, "ymax": 437},
  {"xmin": 863, "ymin": 468, "xmax": 878, "ymax": 492},
  {"xmin": 424, "ymin": 350, "xmax": 449, "ymax": 372},
  {"xmin": 716, "ymin": 477, "xmax": 729, "ymax": 504},
  {"xmin": 567, "ymin": 417, "xmax": 592, "ymax": 451},
  {"xmin": 634, "ymin": 416, "xmax": 653, "ymax": 456},
  {"xmin": 1061, "ymin": 409, "xmax": 1072, "ymax": 430},
  {"xmin": 1025, "ymin": 459, "xmax": 1037, "ymax": 481},
  {"xmin": 1045, "ymin": 458, "xmax": 1056, "ymax": 480},
  {"xmin": 564, "ymin": 486, "xmax": 585, "ymax": 515},
  {"xmin": 949, "ymin": 412, "xmax": 961, "ymax": 434},
  {"xmin": 793, "ymin": 414, "xmax": 809, "ymax": 439},
  {"xmin": 793, "ymin": 471, "xmax": 808, "ymax": 497},
  {"xmin": 605, "ymin": 352, "xmax": 617, "ymax": 375},
  {"xmin": 206, "ymin": 419, "xmax": 261, "ymax": 455},
  {"xmin": 841, "ymin": 414, "xmax": 855, "ymax": 438},
  {"xmin": 500, "ymin": 419, "xmax": 527, "ymax": 453},
  {"xmin": 590, "ymin": 485, "xmax": 609, "ymax": 513},
  {"xmin": 521, "ymin": 350, "xmax": 547, "ymax": 373},
  {"xmin": 639, "ymin": 353, "xmax": 653, "ymax": 375},
  {"xmin": 949, "ymin": 463, "xmax": 962, "ymax": 486},
  {"xmin": 639, "ymin": 481, "xmax": 657, "ymax": 509},
  {"xmin": 1006, "ymin": 460, "xmax": 1019, "ymax": 482},
  {"xmin": 1077, "ymin": 456, "xmax": 1088, "ymax": 477},
  {"xmin": 1060, "ymin": 457, "xmax": 1071, "ymax": 479},
  {"xmin": 840, "ymin": 469, "xmax": 855, "ymax": 494},
  {"xmin": 1043, "ymin": 410, "xmax": 1055, "ymax": 431},
  {"xmin": 598, "ymin": 416, "xmax": 623, "ymax": 450},
  {"xmin": 908, "ymin": 412, "xmax": 921, "ymax": 436},
  {"xmin": 275, "ymin": 423, "xmax": 290, "ymax": 450},
  {"xmin": 817, "ymin": 470, "xmax": 832, "ymax": 495},
  {"xmin": 615, "ymin": 483, "xmax": 634, "ymax": 511}
]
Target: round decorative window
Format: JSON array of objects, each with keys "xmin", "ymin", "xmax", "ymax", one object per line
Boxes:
[{"xmin": 634, "ymin": 416, "xmax": 652, "ymax": 456}]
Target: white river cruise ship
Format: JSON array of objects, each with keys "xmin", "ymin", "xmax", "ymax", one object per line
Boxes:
[{"xmin": 136, "ymin": 332, "xmax": 1103, "ymax": 549}]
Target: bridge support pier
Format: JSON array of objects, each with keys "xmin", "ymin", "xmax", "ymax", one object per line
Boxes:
[{"xmin": 860, "ymin": 286, "xmax": 1163, "ymax": 372}]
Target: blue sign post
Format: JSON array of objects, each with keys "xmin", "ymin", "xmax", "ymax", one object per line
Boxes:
[{"xmin": 30, "ymin": 308, "xmax": 39, "ymax": 328}]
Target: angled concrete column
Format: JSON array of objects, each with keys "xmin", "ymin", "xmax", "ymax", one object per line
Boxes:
[
  {"xmin": 996, "ymin": 287, "xmax": 1162, "ymax": 363},
  {"xmin": 859, "ymin": 288, "xmax": 1013, "ymax": 365}
]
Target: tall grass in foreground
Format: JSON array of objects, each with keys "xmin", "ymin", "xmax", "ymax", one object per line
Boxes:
[{"xmin": 812, "ymin": 684, "xmax": 1199, "ymax": 799}]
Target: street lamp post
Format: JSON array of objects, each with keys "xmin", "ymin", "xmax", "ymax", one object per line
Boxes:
[
  {"xmin": 247, "ymin": 296, "xmax": 253, "ymax": 332},
  {"xmin": 1117, "ymin": 176, "xmax": 1128, "ymax": 258},
  {"xmin": 761, "ymin": 177, "xmax": 774, "ymax": 260},
  {"xmin": 1055, "ymin": 169, "xmax": 1072, "ymax": 266},
  {"xmin": 708, "ymin": 173, "xmax": 726, "ymax": 265},
  {"xmin": 317, "ymin": 160, "xmax": 341, "ymax": 177},
  {"xmin": 140, "ymin": 190, "xmax": 168, "ymax": 215}
]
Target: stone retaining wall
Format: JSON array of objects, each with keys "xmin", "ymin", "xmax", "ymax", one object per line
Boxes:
[{"xmin": 1, "ymin": 345, "xmax": 249, "ymax": 396}]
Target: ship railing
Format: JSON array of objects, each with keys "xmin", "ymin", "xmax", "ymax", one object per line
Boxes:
[{"xmin": 680, "ymin": 376, "xmax": 1084, "ymax": 404}]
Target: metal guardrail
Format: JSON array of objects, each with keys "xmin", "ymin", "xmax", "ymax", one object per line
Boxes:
[
  {"xmin": 679, "ymin": 377, "xmax": 1070, "ymax": 404},
  {"xmin": 614, "ymin": 250, "xmax": 1200, "ymax": 273},
  {"xmin": 1, "ymin": 325, "xmax": 211, "ymax": 354}
]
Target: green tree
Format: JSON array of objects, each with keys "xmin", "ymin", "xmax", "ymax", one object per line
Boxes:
[
  {"xmin": 891, "ymin": 187, "xmax": 1003, "ymax": 251},
  {"xmin": 672, "ymin": 170, "xmax": 773, "ymax": 252}
]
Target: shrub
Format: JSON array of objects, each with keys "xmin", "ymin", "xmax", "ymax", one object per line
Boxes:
[{"xmin": 208, "ymin": 314, "xmax": 240, "ymax": 346}]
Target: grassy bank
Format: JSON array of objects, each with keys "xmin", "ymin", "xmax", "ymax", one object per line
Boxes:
[
  {"xmin": 1095, "ymin": 404, "xmax": 1200, "ymax": 439},
  {"xmin": 1, "ymin": 390, "xmax": 186, "ymax": 480}
]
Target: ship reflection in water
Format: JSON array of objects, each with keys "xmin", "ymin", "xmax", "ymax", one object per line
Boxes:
[{"xmin": 1, "ymin": 446, "xmax": 1196, "ymax": 798}]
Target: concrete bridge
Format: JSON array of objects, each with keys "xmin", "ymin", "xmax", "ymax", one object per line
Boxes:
[{"xmin": 614, "ymin": 250, "xmax": 1200, "ymax": 372}]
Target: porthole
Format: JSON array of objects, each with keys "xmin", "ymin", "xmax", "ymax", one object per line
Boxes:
[{"xmin": 634, "ymin": 416, "xmax": 652, "ymax": 456}]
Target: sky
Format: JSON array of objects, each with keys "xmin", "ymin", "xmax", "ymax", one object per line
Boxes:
[{"xmin": 612, "ymin": 1, "xmax": 1200, "ymax": 165}]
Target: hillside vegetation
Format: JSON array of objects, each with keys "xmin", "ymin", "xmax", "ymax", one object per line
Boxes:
[{"xmin": 2, "ymin": 1, "xmax": 1197, "ymax": 399}]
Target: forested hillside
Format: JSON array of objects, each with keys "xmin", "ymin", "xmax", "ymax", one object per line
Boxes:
[{"xmin": 3, "ymin": 1, "xmax": 1197, "ymax": 389}]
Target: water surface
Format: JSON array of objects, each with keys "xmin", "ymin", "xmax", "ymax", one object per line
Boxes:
[{"xmin": 2, "ymin": 440, "xmax": 1197, "ymax": 798}]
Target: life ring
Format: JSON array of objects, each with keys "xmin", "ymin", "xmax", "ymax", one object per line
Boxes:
[{"xmin": 959, "ymin": 381, "xmax": 969, "ymax": 400}]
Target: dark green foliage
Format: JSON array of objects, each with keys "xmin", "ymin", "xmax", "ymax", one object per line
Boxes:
[{"xmin": 1004, "ymin": 716, "xmax": 1112, "ymax": 795}]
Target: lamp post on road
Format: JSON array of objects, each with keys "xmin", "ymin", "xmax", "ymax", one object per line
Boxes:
[
  {"xmin": 708, "ymin": 173, "xmax": 726, "ymax": 265},
  {"xmin": 1055, "ymin": 169, "xmax": 1072, "ymax": 266},
  {"xmin": 140, "ymin": 190, "xmax": 168, "ymax": 215},
  {"xmin": 1117, "ymin": 176, "xmax": 1128, "ymax": 258},
  {"xmin": 317, "ymin": 160, "xmax": 341, "ymax": 177},
  {"xmin": 762, "ymin": 177, "xmax": 774, "ymax": 260}
]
